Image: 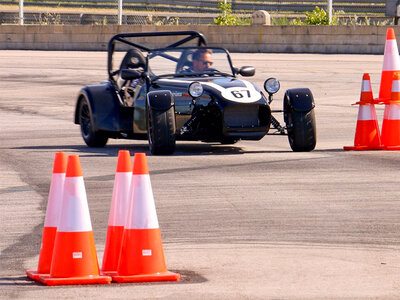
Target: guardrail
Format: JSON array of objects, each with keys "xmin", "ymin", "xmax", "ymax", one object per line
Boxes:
[{"xmin": 1, "ymin": 0, "xmax": 387, "ymax": 14}]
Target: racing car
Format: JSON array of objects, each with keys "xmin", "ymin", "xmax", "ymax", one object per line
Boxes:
[{"xmin": 74, "ymin": 31, "xmax": 316, "ymax": 154}]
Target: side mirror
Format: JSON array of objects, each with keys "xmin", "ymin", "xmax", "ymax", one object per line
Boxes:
[
  {"xmin": 239, "ymin": 66, "xmax": 255, "ymax": 77},
  {"xmin": 121, "ymin": 69, "xmax": 141, "ymax": 80}
]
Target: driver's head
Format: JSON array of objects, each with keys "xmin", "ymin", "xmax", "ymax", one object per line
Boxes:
[{"xmin": 192, "ymin": 49, "xmax": 213, "ymax": 72}]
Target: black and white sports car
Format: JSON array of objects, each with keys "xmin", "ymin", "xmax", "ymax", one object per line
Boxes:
[{"xmin": 74, "ymin": 31, "xmax": 316, "ymax": 154}]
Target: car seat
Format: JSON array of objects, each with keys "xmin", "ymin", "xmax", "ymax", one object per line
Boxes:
[
  {"xmin": 120, "ymin": 48, "xmax": 146, "ymax": 70},
  {"xmin": 176, "ymin": 50, "xmax": 193, "ymax": 73},
  {"xmin": 118, "ymin": 49, "xmax": 146, "ymax": 106}
]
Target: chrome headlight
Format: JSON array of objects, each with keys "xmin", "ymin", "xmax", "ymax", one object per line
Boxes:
[
  {"xmin": 188, "ymin": 82, "xmax": 203, "ymax": 98},
  {"xmin": 264, "ymin": 78, "xmax": 280, "ymax": 94}
]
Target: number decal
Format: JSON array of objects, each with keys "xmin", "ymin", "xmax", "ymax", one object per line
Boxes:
[
  {"xmin": 204, "ymin": 80, "xmax": 261, "ymax": 103},
  {"xmin": 231, "ymin": 89, "xmax": 250, "ymax": 98}
]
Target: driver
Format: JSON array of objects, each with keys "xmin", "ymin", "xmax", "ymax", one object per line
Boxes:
[{"xmin": 191, "ymin": 49, "xmax": 213, "ymax": 72}]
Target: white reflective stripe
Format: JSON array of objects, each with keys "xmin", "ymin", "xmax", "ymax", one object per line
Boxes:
[
  {"xmin": 382, "ymin": 40, "xmax": 400, "ymax": 71},
  {"xmin": 361, "ymin": 80, "xmax": 371, "ymax": 92},
  {"xmin": 388, "ymin": 103, "xmax": 400, "ymax": 119},
  {"xmin": 108, "ymin": 172, "xmax": 132, "ymax": 226},
  {"xmin": 125, "ymin": 175, "xmax": 159, "ymax": 230},
  {"xmin": 383, "ymin": 104, "xmax": 390, "ymax": 121},
  {"xmin": 357, "ymin": 105, "xmax": 376, "ymax": 121},
  {"xmin": 392, "ymin": 80, "xmax": 400, "ymax": 92},
  {"xmin": 44, "ymin": 173, "xmax": 65, "ymax": 227},
  {"xmin": 58, "ymin": 177, "xmax": 93, "ymax": 232},
  {"xmin": 158, "ymin": 78, "xmax": 262, "ymax": 103}
]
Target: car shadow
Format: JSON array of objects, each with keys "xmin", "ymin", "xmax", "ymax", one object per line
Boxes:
[
  {"xmin": 9, "ymin": 142, "xmax": 301, "ymax": 156},
  {"xmin": 10, "ymin": 142, "xmax": 349, "ymax": 156}
]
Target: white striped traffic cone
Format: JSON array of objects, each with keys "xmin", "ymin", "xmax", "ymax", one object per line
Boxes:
[
  {"xmin": 377, "ymin": 28, "xmax": 400, "ymax": 102},
  {"xmin": 39, "ymin": 155, "xmax": 111, "ymax": 286},
  {"xmin": 344, "ymin": 73, "xmax": 382, "ymax": 150},
  {"xmin": 101, "ymin": 150, "xmax": 132, "ymax": 275},
  {"xmin": 26, "ymin": 152, "xmax": 67, "ymax": 281},
  {"xmin": 112, "ymin": 153, "xmax": 180, "ymax": 283},
  {"xmin": 381, "ymin": 72, "xmax": 400, "ymax": 150}
]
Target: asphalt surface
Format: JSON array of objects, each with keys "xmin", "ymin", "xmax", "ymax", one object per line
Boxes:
[{"xmin": 0, "ymin": 51, "xmax": 399, "ymax": 299}]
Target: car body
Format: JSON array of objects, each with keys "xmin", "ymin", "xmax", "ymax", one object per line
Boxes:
[{"xmin": 74, "ymin": 31, "xmax": 316, "ymax": 154}]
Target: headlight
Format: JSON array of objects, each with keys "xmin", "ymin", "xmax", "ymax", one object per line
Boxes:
[
  {"xmin": 188, "ymin": 82, "xmax": 203, "ymax": 98},
  {"xmin": 264, "ymin": 78, "xmax": 280, "ymax": 94}
]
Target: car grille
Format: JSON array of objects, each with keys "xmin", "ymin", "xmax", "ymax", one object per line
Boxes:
[{"xmin": 224, "ymin": 105, "xmax": 259, "ymax": 128}]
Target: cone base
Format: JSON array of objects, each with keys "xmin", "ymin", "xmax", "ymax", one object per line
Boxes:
[
  {"xmin": 343, "ymin": 145, "xmax": 382, "ymax": 151},
  {"xmin": 26, "ymin": 270, "xmax": 46, "ymax": 281},
  {"xmin": 39, "ymin": 274, "xmax": 111, "ymax": 286},
  {"xmin": 374, "ymin": 97, "xmax": 390, "ymax": 104},
  {"xmin": 382, "ymin": 145, "xmax": 400, "ymax": 150},
  {"xmin": 112, "ymin": 271, "xmax": 180, "ymax": 283}
]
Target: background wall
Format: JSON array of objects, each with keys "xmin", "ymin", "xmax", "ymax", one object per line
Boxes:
[{"xmin": 0, "ymin": 25, "xmax": 396, "ymax": 54}]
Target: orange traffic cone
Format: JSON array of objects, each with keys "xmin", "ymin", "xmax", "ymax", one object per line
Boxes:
[
  {"xmin": 344, "ymin": 73, "xmax": 382, "ymax": 150},
  {"xmin": 377, "ymin": 28, "xmax": 400, "ymax": 103},
  {"xmin": 101, "ymin": 150, "xmax": 132, "ymax": 276},
  {"xmin": 381, "ymin": 72, "xmax": 400, "ymax": 150},
  {"xmin": 39, "ymin": 155, "xmax": 111, "ymax": 286},
  {"xmin": 26, "ymin": 152, "xmax": 67, "ymax": 281},
  {"xmin": 112, "ymin": 153, "xmax": 180, "ymax": 283}
]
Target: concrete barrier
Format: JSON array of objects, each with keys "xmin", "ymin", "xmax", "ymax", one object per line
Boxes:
[{"xmin": 0, "ymin": 24, "xmax": 395, "ymax": 54}]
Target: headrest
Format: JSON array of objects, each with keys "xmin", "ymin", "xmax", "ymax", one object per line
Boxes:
[{"xmin": 120, "ymin": 49, "xmax": 146, "ymax": 70}]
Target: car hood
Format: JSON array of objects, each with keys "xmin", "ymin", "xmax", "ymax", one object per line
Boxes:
[{"xmin": 156, "ymin": 77, "xmax": 263, "ymax": 104}]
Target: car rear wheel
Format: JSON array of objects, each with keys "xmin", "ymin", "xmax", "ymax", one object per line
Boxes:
[
  {"xmin": 147, "ymin": 106, "xmax": 176, "ymax": 155},
  {"xmin": 286, "ymin": 109, "xmax": 316, "ymax": 152},
  {"xmin": 79, "ymin": 98, "xmax": 108, "ymax": 147}
]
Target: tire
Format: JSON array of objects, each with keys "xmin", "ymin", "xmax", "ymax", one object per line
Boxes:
[
  {"xmin": 286, "ymin": 109, "xmax": 316, "ymax": 152},
  {"xmin": 79, "ymin": 98, "xmax": 108, "ymax": 147},
  {"xmin": 147, "ymin": 106, "xmax": 176, "ymax": 155}
]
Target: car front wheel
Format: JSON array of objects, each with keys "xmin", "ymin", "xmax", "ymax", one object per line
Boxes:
[
  {"xmin": 79, "ymin": 97, "xmax": 108, "ymax": 147},
  {"xmin": 286, "ymin": 109, "xmax": 316, "ymax": 152},
  {"xmin": 147, "ymin": 106, "xmax": 176, "ymax": 155}
]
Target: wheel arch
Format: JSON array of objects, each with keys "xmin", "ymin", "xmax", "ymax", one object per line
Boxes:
[
  {"xmin": 147, "ymin": 90, "xmax": 175, "ymax": 112},
  {"xmin": 74, "ymin": 88, "xmax": 93, "ymax": 125},
  {"xmin": 74, "ymin": 83, "xmax": 122, "ymax": 132},
  {"xmin": 284, "ymin": 88, "xmax": 315, "ymax": 117}
]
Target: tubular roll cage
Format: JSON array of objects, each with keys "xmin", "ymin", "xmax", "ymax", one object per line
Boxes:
[
  {"xmin": 106, "ymin": 30, "xmax": 287, "ymax": 136},
  {"xmin": 107, "ymin": 31, "xmax": 207, "ymax": 82}
]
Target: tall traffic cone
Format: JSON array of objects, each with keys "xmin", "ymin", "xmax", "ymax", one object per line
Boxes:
[
  {"xmin": 112, "ymin": 153, "xmax": 180, "ymax": 283},
  {"xmin": 101, "ymin": 150, "xmax": 132, "ymax": 276},
  {"xmin": 39, "ymin": 155, "xmax": 111, "ymax": 286},
  {"xmin": 377, "ymin": 28, "xmax": 400, "ymax": 102},
  {"xmin": 344, "ymin": 73, "xmax": 382, "ymax": 150},
  {"xmin": 26, "ymin": 152, "xmax": 67, "ymax": 281},
  {"xmin": 381, "ymin": 72, "xmax": 400, "ymax": 150}
]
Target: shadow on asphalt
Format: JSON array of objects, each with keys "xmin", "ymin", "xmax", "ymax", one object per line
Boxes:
[
  {"xmin": 0, "ymin": 276, "xmax": 43, "ymax": 287},
  {"xmin": 10, "ymin": 143, "xmax": 300, "ymax": 156}
]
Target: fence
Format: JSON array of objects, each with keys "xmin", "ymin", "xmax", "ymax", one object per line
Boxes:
[
  {"xmin": 0, "ymin": 0, "xmax": 389, "ymax": 25},
  {"xmin": 2, "ymin": 0, "xmax": 387, "ymax": 14}
]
